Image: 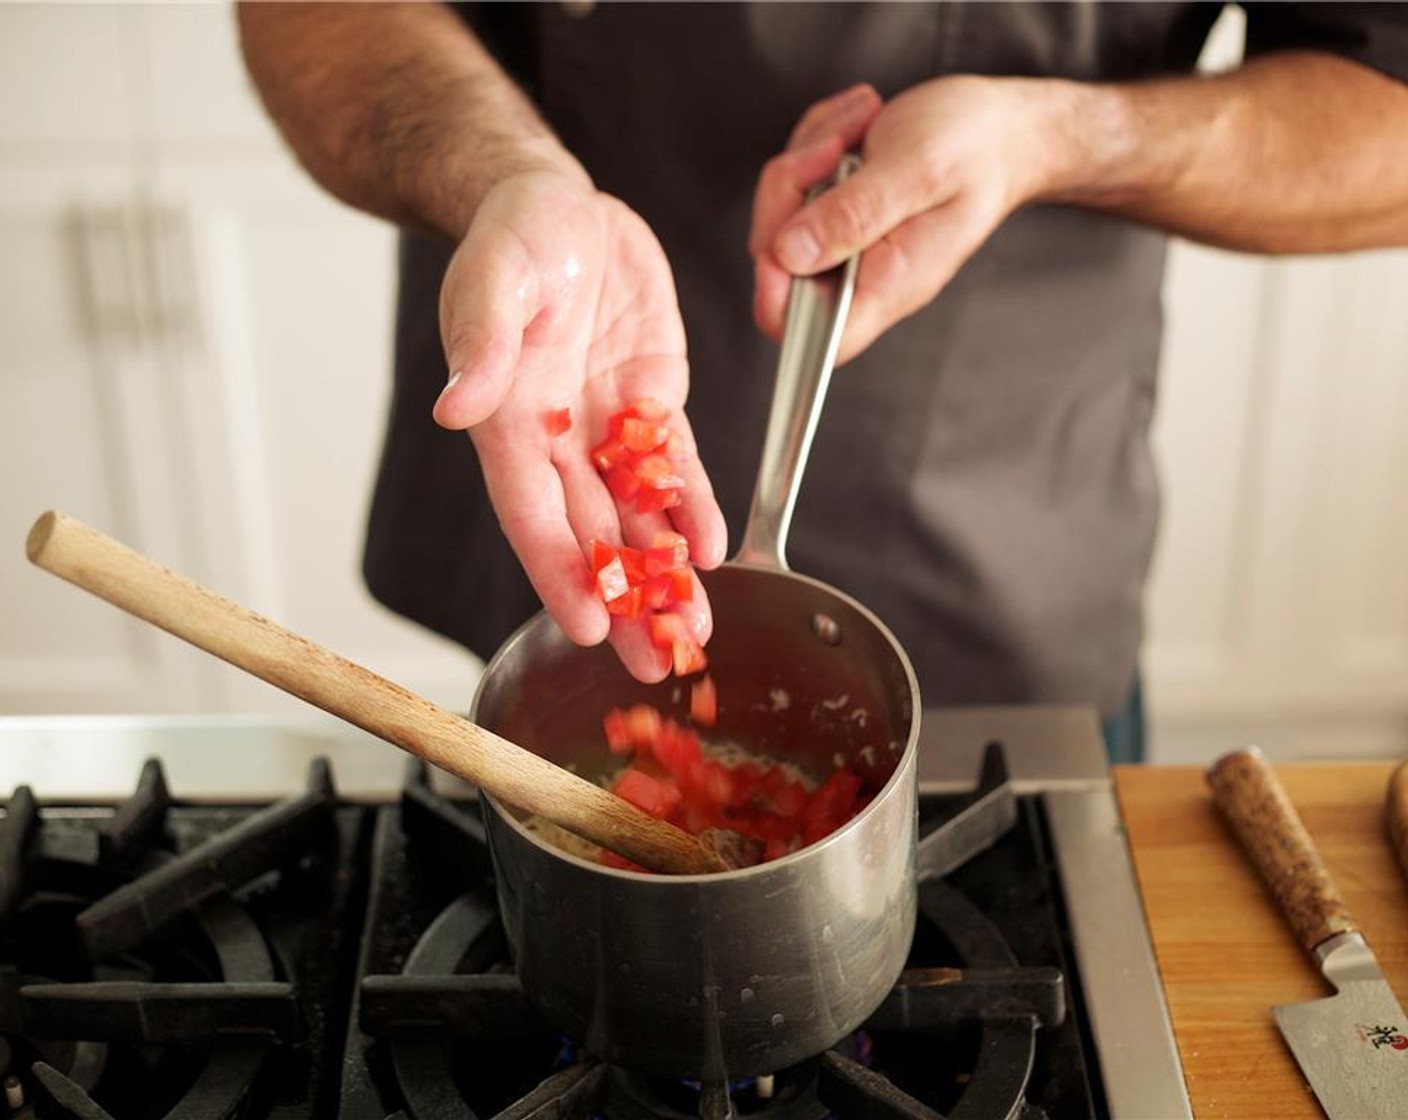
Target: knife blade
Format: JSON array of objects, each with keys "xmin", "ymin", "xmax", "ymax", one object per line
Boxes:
[{"xmin": 1207, "ymin": 747, "xmax": 1408, "ymax": 1119}]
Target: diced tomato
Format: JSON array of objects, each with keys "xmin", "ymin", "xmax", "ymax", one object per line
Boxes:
[
  {"xmin": 644, "ymin": 532, "xmax": 689, "ymax": 577},
  {"xmin": 641, "ymin": 575, "xmax": 672, "ymax": 611},
  {"xmin": 614, "ymin": 768, "xmax": 683, "ymax": 819},
  {"xmin": 648, "ymin": 613, "xmax": 709, "ymax": 675},
  {"xmin": 647, "ymin": 612, "xmax": 682, "ymax": 652},
  {"xmin": 622, "ymin": 704, "xmax": 663, "ymax": 749},
  {"xmin": 618, "ymin": 546, "xmax": 648, "ymax": 586},
  {"xmin": 605, "ymin": 465, "xmax": 640, "ymax": 502},
  {"xmin": 588, "ymin": 401, "xmax": 711, "ymax": 681},
  {"xmin": 672, "ymin": 632, "xmax": 708, "ymax": 675},
  {"xmin": 605, "ymin": 585, "xmax": 643, "ymax": 619},
  {"xmin": 652, "ymin": 528, "xmax": 689, "ymax": 558},
  {"xmin": 619, "ymin": 417, "xmax": 670, "ymax": 453},
  {"xmin": 760, "ymin": 770, "xmax": 809, "ymax": 818},
  {"xmin": 591, "ymin": 439, "xmax": 631, "ymax": 471},
  {"xmin": 684, "ymin": 757, "xmax": 735, "ymax": 808},
  {"xmin": 595, "ymin": 556, "xmax": 630, "ymax": 604},
  {"xmin": 632, "ymin": 455, "xmax": 684, "ymax": 491},
  {"xmin": 635, "ymin": 487, "xmax": 683, "ymax": 513},
  {"xmin": 668, "ymin": 568, "xmax": 694, "ymax": 603},
  {"xmin": 690, "ymin": 676, "xmax": 717, "ymax": 727},
  {"xmin": 545, "ymin": 408, "xmax": 572, "ymax": 437},
  {"xmin": 589, "ymin": 539, "xmax": 616, "ymax": 575},
  {"xmin": 599, "ymin": 692, "xmax": 871, "ymax": 871},
  {"xmin": 800, "ymin": 767, "xmax": 863, "ymax": 845},
  {"xmin": 603, "ymin": 709, "xmax": 631, "ymax": 754},
  {"xmin": 650, "ymin": 719, "xmax": 702, "ymax": 778}
]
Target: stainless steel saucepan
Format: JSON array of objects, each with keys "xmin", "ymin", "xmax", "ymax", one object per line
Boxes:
[{"xmin": 474, "ymin": 157, "xmax": 926, "ymax": 1079}]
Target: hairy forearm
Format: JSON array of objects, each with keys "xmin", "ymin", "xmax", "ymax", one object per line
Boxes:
[
  {"xmin": 237, "ymin": 2, "xmax": 586, "ymax": 241},
  {"xmin": 1041, "ymin": 52, "xmax": 1408, "ymax": 253}
]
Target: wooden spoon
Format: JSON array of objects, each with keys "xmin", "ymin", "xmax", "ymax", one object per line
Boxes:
[{"xmin": 26, "ymin": 510, "xmax": 745, "ymax": 875}]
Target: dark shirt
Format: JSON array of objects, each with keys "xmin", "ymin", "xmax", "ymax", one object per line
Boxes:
[{"xmin": 365, "ymin": 2, "xmax": 1408, "ymax": 716}]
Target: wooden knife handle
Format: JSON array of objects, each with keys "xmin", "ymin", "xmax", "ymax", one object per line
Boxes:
[
  {"xmin": 1206, "ymin": 747, "xmax": 1357, "ymax": 956},
  {"xmin": 26, "ymin": 510, "xmax": 727, "ymax": 875},
  {"xmin": 1388, "ymin": 759, "xmax": 1408, "ymax": 885}
]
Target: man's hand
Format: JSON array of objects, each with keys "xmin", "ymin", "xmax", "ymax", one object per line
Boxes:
[
  {"xmin": 433, "ymin": 169, "xmax": 728, "ymax": 681},
  {"xmin": 752, "ymin": 76, "xmax": 1063, "ymax": 364},
  {"xmin": 755, "ymin": 56, "xmax": 1408, "ymax": 363}
]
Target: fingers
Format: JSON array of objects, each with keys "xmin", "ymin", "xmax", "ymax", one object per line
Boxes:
[
  {"xmin": 788, "ymin": 83, "xmax": 883, "ymax": 152},
  {"xmin": 835, "ymin": 197, "xmax": 988, "ymax": 364},
  {"xmin": 748, "ymin": 87, "xmax": 883, "ymax": 260},
  {"xmin": 480, "ymin": 400, "xmax": 724, "ymax": 685},
  {"xmin": 641, "ymin": 415, "xmax": 728, "ymax": 572},
  {"xmin": 433, "ymin": 230, "xmax": 535, "ymax": 431},
  {"xmin": 477, "ymin": 431, "xmax": 613, "ymax": 649},
  {"xmin": 772, "ymin": 151, "xmax": 958, "ymax": 277},
  {"xmin": 750, "ymin": 86, "xmax": 883, "ymax": 340}
]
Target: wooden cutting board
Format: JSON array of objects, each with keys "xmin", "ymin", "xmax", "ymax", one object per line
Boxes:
[{"xmin": 1114, "ymin": 762, "xmax": 1408, "ymax": 1118}]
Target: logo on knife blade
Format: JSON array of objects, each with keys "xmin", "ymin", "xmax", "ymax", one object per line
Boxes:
[{"xmin": 1356, "ymin": 1024, "xmax": 1408, "ymax": 1050}]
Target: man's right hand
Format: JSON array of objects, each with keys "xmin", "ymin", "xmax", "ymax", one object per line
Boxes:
[{"xmin": 432, "ymin": 169, "xmax": 728, "ymax": 682}]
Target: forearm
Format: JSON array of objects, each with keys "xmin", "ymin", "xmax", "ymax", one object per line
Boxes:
[
  {"xmin": 1040, "ymin": 51, "xmax": 1408, "ymax": 253},
  {"xmin": 236, "ymin": 2, "xmax": 586, "ymax": 241}
]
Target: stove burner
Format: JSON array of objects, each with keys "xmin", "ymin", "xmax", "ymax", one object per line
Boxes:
[
  {"xmin": 0, "ymin": 758, "xmax": 344, "ymax": 1119},
  {"xmin": 355, "ymin": 745, "xmax": 1068, "ymax": 1120},
  {"xmin": 76, "ymin": 758, "xmax": 337, "ymax": 960}
]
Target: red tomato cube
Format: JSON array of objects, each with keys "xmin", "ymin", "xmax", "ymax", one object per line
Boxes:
[
  {"xmin": 589, "ymin": 539, "xmax": 616, "ymax": 575},
  {"xmin": 623, "ymin": 704, "xmax": 663, "ymax": 749},
  {"xmin": 545, "ymin": 408, "xmax": 572, "ymax": 437},
  {"xmin": 668, "ymin": 568, "xmax": 694, "ymax": 603},
  {"xmin": 619, "ymin": 417, "xmax": 670, "ymax": 453},
  {"xmin": 635, "ymin": 487, "xmax": 683, "ymax": 513},
  {"xmin": 606, "ymin": 465, "xmax": 641, "ymax": 501},
  {"xmin": 591, "ymin": 439, "xmax": 630, "ymax": 471},
  {"xmin": 614, "ymin": 768, "xmax": 683, "ymax": 819},
  {"xmin": 595, "ymin": 556, "xmax": 630, "ymax": 604},
  {"xmin": 690, "ymin": 676, "xmax": 717, "ymax": 727},
  {"xmin": 603, "ymin": 709, "xmax": 631, "ymax": 754},
  {"xmin": 605, "ymin": 585, "xmax": 643, "ymax": 619}
]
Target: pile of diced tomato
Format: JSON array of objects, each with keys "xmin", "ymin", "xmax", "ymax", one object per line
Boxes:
[
  {"xmin": 585, "ymin": 399, "xmax": 707, "ymax": 676},
  {"xmin": 599, "ymin": 702, "xmax": 867, "ymax": 869},
  {"xmin": 590, "ymin": 398, "xmax": 686, "ymax": 513}
]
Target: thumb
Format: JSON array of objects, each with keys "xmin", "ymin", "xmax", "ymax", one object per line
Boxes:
[{"xmin": 432, "ymin": 240, "xmax": 534, "ymax": 431}]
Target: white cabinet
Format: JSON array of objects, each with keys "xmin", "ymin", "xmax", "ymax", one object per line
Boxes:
[
  {"xmin": 1150, "ymin": 245, "xmax": 1408, "ymax": 760},
  {"xmin": 0, "ymin": 5, "xmax": 481, "ymax": 717},
  {"xmin": 1, "ymin": 6, "xmax": 1406, "ymax": 762}
]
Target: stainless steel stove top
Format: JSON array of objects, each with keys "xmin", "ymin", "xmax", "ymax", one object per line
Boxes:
[{"xmin": 0, "ymin": 706, "xmax": 1191, "ymax": 1118}]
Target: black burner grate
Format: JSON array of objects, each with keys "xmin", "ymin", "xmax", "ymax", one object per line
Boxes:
[{"xmin": 0, "ymin": 758, "xmax": 366, "ymax": 1119}]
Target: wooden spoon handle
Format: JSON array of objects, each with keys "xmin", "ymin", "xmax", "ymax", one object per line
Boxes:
[
  {"xmin": 1206, "ymin": 747, "xmax": 1357, "ymax": 956},
  {"xmin": 1388, "ymin": 758, "xmax": 1408, "ymax": 886},
  {"xmin": 26, "ymin": 511, "xmax": 725, "ymax": 875}
]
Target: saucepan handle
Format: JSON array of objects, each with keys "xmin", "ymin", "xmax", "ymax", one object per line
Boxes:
[
  {"xmin": 734, "ymin": 154, "xmax": 862, "ymax": 571},
  {"xmin": 1206, "ymin": 746, "xmax": 1359, "ymax": 957}
]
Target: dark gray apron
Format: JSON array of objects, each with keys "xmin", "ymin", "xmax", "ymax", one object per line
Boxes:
[{"xmin": 365, "ymin": 2, "xmax": 1228, "ymax": 717}]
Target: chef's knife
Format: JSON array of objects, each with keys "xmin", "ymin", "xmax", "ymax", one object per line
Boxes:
[{"xmin": 1207, "ymin": 747, "xmax": 1408, "ymax": 1119}]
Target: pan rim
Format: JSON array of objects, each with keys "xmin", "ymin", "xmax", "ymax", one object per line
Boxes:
[{"xmin": 473, "ymin": 560, "xmax": 922, "ymax": 882}]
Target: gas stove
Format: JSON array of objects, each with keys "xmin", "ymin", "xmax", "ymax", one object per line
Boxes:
[{"xmin": 0, "ymin": 709, "xmax": 1190, "ymax": 1119}]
